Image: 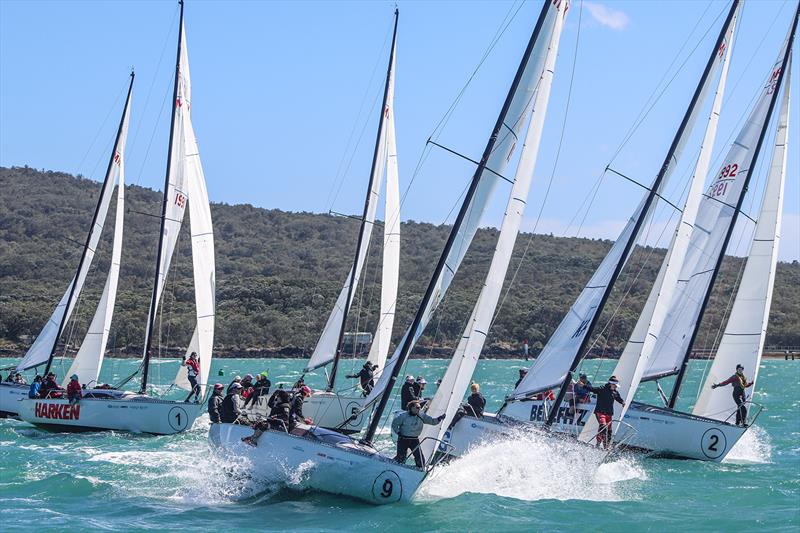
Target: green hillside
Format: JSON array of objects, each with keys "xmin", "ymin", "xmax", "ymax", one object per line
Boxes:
[{"xmin": 1, "ymin": 165, "xmax": 797, "ymax": 358}]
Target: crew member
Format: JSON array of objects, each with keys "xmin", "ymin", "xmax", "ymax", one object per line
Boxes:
[
  {"xmin": 184, "ymin": 352, "xmax": 201, "ymax": 403},
  {"xmin": 290, "ymin": 385, "xmax": 313, "ymax": 429},
  {"xmin": 466, "ymin": 383, "xmax": 486, "ymax": 418},
  {"xmin": 66, "ymin": 374, "xmax": 82, "ymax": 405},
  {"xmin": 391, "ymin": 400, "xmax": 445, "ymax": 468},
  {"xmin": 208, "ymin": 383, "xmax": 224, "ymax": 423},
  {"xmin": 515, "ymin": 369, "xmax": 528, "ymax": 388},
  {"xmin": 220, "ymin": 382, "xmax": 244, "ymax": 423},
  {"xmin": 14, "ymin": 373, "xmax": 26, "ymax": 385},
  {"xmin": 574, "ymin": 373, "xmax": 592, "ymax": 403},
  {"xmin": 227, "ymin": 375, "xmax": 242, "ymax": 394},
  {"xmin": 40, "ymin": 372, "xmax": 64, "ymax": 398},
  {"xmin": 346, "ymin": 362, "xmax": 375, "ymax": 396},
  {"xmin": 585, "ymin": 376, "xmax": 625, "ymax": 448},
  {"xmin": 266, "ymin": 385, "xmax": 294, "ymax": 431},
  {"xmin": 28, "ymin": 375, "xmax": 42, "ymax": 399},
  {"xmin": 400, "ymin": 375, "xmax": 418, "ymax": 410},
  {"xmin": 413, "ymin": 376, "xmax": 427, "ymax": 399},
  {"xmin": 712, "ymin": 364, "xmax": 753, "ymax": 427},
  {"xmin": 244, "ymin": 372, "xmax": 271, "ymax": 409}
]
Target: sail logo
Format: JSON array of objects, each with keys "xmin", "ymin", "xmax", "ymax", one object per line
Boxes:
[
  {"xmin": 34, "ymin": 402, "xmax": 81, "ymax": 420},
  {"xmin": 766, "ymin": 67, "xmax": 782, "ymax": 94},
  {"xmin": 174, "ymin": 191, "xmax": 187, "ymax": 208}
]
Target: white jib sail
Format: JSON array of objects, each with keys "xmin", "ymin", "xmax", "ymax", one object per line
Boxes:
[
  {"xmin": 366, "ymin": 68, "xmax": 400, "ymax": 375},
  {"xmin": 641, "ymin": 34, "xmax": 793, "ymax": 382},
  {"xmin": 513, "ymin": 7, "xmax": 739, "ymax": 399},
  {"xmin": 63, "ymin": 96, "xmax": 132, "ymax": 387},
  {"xmin": 304, "ymin": 41, "xmax": 396, "ymax": 374},
  {"xmin": 367, "ymin": 0, "xmax": 564, "ymax": 407},
  {"xmin": 419, "ymin": 0, "xmax": 567, "ymax": 460},
  {"xmin": 693, "ymin": 66, "xmax": 790, "ymax": 421},
  {"xmin": 579, "ymin": 9, "xmax": 738, "ymax": 440},
  {"xmin": 171, "ymin": 22, "xmax": 216, "ymax": 397},
  {"xmin": 16, "ymin": 113, "xmax": 131, "ymax": 374}
]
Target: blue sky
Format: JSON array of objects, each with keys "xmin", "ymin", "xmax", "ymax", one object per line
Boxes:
[{"xmin": 1, "ymin": 0, "xmax": 797, "ymax": 260}]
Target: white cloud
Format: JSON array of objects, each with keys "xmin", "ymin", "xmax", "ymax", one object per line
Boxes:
[{"xmin": 584, "ymin": 2, "xmax": 630, "ymax": 31}]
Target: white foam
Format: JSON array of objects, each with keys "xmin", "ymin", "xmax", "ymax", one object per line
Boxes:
[
  {"xmin": 723, "ymin": 425, "xmax": 772, "ymax": 464},
  {"xmin": 416, "ymin": 427, "xmax": 646, "ymax": 502}
]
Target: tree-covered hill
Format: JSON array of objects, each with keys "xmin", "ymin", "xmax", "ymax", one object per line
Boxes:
[{"xmin": 1, "ymin": 166, "xmax": 797, "ymax": 358}]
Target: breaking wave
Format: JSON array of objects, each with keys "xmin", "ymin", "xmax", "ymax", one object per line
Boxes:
[{"xmin": 416, "ymin": 427, "xmax": 646, "ymax": 502}]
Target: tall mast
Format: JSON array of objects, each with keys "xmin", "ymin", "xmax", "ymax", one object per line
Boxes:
[
  {"xmin": 43, "ymin": 71, "xmax": 136, "ymax": 376},
  {"xmin": 327, "ymin": 9, "xmax": 399, "ymax": 391},
  {"xmin": 363, "ymin": 0, "xmax": 553, "ymax": 444},
  {"xmin": 140, "ymin": 0, "xmax": 185, "ymax": 393},
  {"xmin": 545, "ymin": 0, "xmax": 741, "ymax": 426},
  {"xmin": 668, "ymin": 3, "xmax": 799, "ymax": 408}
]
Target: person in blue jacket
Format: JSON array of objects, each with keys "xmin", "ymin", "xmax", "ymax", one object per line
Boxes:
[{"xmin": 28, "ymin": 375, "xmax": 42, "ymax": 398}]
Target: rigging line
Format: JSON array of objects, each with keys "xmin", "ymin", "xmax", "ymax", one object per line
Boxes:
[
  {"xmin": 428, "ymin": 0, "xmax": 526, "ymax": 142},
  {"xmin": 324, "ymin": 16, "xmax": 393, "ymax": 212},
  {"xmin": 73, "ymin": 81, "xmax": 128, "ymax": 178},
  {"xmin": 608, "ymin": 0, "xmax": 722, "ymax": 164},
  {"xmin": 426, "ymin": 140, "xmax": 515, "ymax": 184},
  {"xmin": 132, "ymin": 76, "xmax": 174, "ymax": 187},
  {"xmin": 605, "ymin": 167, "xmax": 684, "ymax": 214},
  {"xmin": 490, "ymin": 0, "xmax": 586, "ymax": 331},
  {"xmin": 127, "ymin": 5, "xmax": 180, "ymax": 162}
]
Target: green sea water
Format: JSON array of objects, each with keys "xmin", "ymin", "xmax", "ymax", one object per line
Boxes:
[{"xmin": 1, "ymin": 357, "xmax": 798, "ymax": 532}]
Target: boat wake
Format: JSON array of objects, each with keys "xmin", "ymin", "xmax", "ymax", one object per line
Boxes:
[
  {"xmin": 723, "ymin": 425, "xmax": 772, "ymax": 464},
  {"xmin": 416, "ymin": 427, "xmax": 646, "ymax": 503}
]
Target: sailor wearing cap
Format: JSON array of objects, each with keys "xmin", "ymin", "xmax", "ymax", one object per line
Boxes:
[
  {"xmin": 585, "ymin": 375, "xmax": 625, "ymax": 448},
  {"xmin": 391, "ymin": 400, "xmax": 445, "ymax": 468},
  {"xmin": 400, "ymin": 375, "xmax": 418, "ymax": 410}
]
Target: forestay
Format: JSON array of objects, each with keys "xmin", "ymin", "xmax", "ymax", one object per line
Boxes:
[
  {"xmin": 304, "ymin": 32, "xmax": 397, "ymax": 374},
  {"xmin": 580, "ymin": 8, "xmax": 738, "ymax": 438},
  {"xmin": 420, "ymin": 0, "xmax": 567, "ymax": 460},
  {"xmin": 170, "ymin": 22, "xmax": 216, "ymax": 397},
  {"xmin": 64, "ymin": 91, "xmax": 132, "ymax": 387},
  {"xmin": 366, "ymin": 0, "xmax": 562, "ymax": 408},
  {"xmin": 512, "ymin": 2, "xmax": 739, "ymax": 399},
  {"xmin": 641, "ymin": 36, "xmax": 793, "ymax": 382},
  {"xmin": 693, "ymin": 68, "xmax": 790, "ymax": 420}
]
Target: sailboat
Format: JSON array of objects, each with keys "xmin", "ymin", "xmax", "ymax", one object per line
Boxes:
[
  {"xmin": 210, "ymin": 0, "xmax": 569, "ymax": 504},
  {"xmin": 0, "ymin": 75, "xmax": 132, "ymax": 420},
  {"xmin": 17, "ymin": 0, "xmax": 216, "ymax": 435},
  {"xmin": 266, "ymin": 10, "xmax": 402, "ymax": 434},
  {"xmin": 440, "ymin": 0, "xmax": 797, "ymax": 462}
]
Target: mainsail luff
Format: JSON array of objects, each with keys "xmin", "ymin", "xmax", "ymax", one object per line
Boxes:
[
  {"xmin": 327, "ymin": 9, "xmax": 400, "ymax": 390},
  {"xmin": 668, "ymin": 6, "xmax": 798, "ymax": 408},
  {"xmin": 141, "ymin": 0, "xmax": 185, "ymax": 393},
  {"xmin": 419, "ymin": 0, "xmax": 567, "ymax": 461},
  {"xmin": 692, "ymin": 66, "xmax": 790, "ymax": 419},
  {"xmin": 37, "ymin": 72, "xmax": 136, "ymax": 376},
  {"xmin": 363, "ymin": 0, "xmax": 557, "ymax": 444},
  {"xmin": 63, "ymin": 74, "xmax": 134, "ymax": 387},
  {"xmin": 539, "ymin": 0, "xmax": 743, "ymax": 426},
  {"xmin": 582, "ymin": 7, "xmax": 739, "ymax": 437}
]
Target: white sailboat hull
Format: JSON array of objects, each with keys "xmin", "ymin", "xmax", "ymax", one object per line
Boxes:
[
  {"xmin": 209, "ymin": 422, "xmax": 425, "ymax": 504},
  {"xmin": 0, "ymin": 383, "xmax": 28, "ymax": 418},
  {"xmin": 16, "ymin": 393, "xmax": 203, "ymax": 435},
  {"xmin": 443, "ymin": 400, "xmax": 747, "ymax": 462}
]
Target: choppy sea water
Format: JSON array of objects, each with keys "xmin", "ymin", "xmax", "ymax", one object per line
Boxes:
[{"xmin": 1, "ymin": 357, "xmax": 797, "ymax": 532}]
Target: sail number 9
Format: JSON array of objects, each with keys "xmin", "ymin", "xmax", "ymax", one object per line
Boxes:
[{"xmin": 372, "ymin": 471, "xmax": 402, "ymax": 503}]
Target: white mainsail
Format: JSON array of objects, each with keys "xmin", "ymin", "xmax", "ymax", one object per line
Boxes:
[
  {"xmin": 419, "ymin": 0, "xmax": 567, "ymax": 460},
  {"xmin": 579, "ymin": 9, "xmax": 738, "ymax": 439},
  {"xmin": 512, "ymin": 6, "xmax": 739, "ymax": 399},
  {"xmin": 169, "ymin": 22, "xmax": 216, "ymax": 397},
  {"xmin": 63, "ymin": 93, "xmax": 132, "ymax": 387},
  {"xmin": 693, "ymin": 67, "xmax": 790, "ymax": 421},
  {"xmin": 366, "ymin": 73, "xmax": 401, "ymax": 374},
  {"xmin": 366, "ymin": 1, "xmax": 563, "ymax": 407},
  {"xmin": 641, "ymin": 35, "xmax": 793, "ymax": 382},
  {"xmin": 304, "ymin": 33, "xmax": 397, "ymax": 374}
]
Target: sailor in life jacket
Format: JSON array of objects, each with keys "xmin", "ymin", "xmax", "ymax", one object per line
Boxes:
[{"xmin": 184, "ymin": 352, "xmax": 201, "ymax": 403}]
